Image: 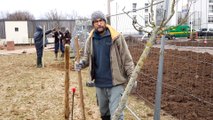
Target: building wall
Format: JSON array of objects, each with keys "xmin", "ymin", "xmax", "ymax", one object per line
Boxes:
[
  {"xmin": 206, "ymin": 0, "xmax": 213, "ymax": 29},
  {"xmin": 0, "ymin": 21, "xmax": 5, "ymax": 39},
  {"xmin": 194, "ymin": 0, "xmax": 208, "ymax": 29},
  {"xmin": 5, "ymin": 21, "xmax": 29, "ymax": 44},
  {"xmin": 110, "ymin": 0, "xmax": 144, "ymax": 35},
  {"xmin": 109, "ymin": 0, "xmax": 179, "ymax": 35},
  {"xmin": 0, "ymin": 20, "xmax": 76, "ymax": 45},
  {"xmin": 109, "ymin": 0, "xmax": 213, "ymax": 33},
  {"xmin": 180, "ymin": 0, "xmax": 213, "ymax": 30}
]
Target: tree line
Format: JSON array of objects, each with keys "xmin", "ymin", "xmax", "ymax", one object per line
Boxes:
[{"xmin": 0, "ymin": 9, "xmax": 86, "ymax": 20}]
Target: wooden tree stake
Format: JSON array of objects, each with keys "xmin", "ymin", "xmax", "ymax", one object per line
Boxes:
[
  {"xmin": 74, "ymin": 36, "xmax": 86, "ymax": 120},
  {"xmin": 64, "ymin": 44, "xmax": 70, "ymax": 120}
]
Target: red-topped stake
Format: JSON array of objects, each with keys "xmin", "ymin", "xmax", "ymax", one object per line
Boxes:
[
  {"xmin": 71, "ymin": 87, "xmax": 76, "ymax": 120},
  {"xmin": 71, "ymin": 87, "xmax": 76, "ymax": 93}
]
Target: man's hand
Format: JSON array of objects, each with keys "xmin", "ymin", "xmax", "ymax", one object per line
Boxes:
[
  {"xmin": 86, "ymin": 81, "xmax": 95, "ymax": 87},
  {"xmin": 75, "ymin": 61, "xmax": 84, "ymax": 71},
  {"xmin": 52, "ymin": 28, "xmax": 56, "ymax": 31}
]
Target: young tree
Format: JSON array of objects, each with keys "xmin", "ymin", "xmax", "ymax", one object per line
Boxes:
[{"xmin": 112, "ymin": 0, "xmax": 191, "ymax": 119}]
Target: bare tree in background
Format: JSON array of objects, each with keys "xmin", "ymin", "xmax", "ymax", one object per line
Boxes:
[
  {"xmin": 45, "ymin": 9, "xmax": 66, "ymax": 20},
  {"xmin": 0, "ymin": 11, "xmax": 7, "ymax": 19},
  {"xmin": 45, "ymin": 9, "xmax": 84, "ymax": 19},
  {"xmin": 6, "ymin": 11, "xmax": 35, "ymax": 20},
  {"xmin": 66, "ymin": 10, "xmax": 79, "ymax": 19}
]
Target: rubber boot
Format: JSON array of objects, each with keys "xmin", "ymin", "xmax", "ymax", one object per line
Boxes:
[
  {"xmin": 101, "ymin": 116, "xmax": 110, "ymax": 120},
  {"xmin": 61, "ymin": 53, "xmax": 64, "ymax": 58},
  {"xmin": 55, "ymin": 53, "xmax": 58, "ymax": 60},
  {"xmin": 37, "ymin": 57, "xmax": 42, "ymax": 68},
  {"xmin": 36, "ymin": 57, "xmax": 39, "ymax": 67}
]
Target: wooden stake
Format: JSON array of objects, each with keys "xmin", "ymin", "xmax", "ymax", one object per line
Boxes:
[
  {"xmin": 64, "ymin": 44, "xmax": 70, "ymax": 120},
  {"xmin": 71, "ymin": 87, "xmax": 76, "ymax": 120},
  {"xmin": 74, "ymin": 36, "xmax": 86, "ymax": 120}
]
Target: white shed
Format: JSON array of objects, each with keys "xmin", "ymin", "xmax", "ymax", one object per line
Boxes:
[{"xmin": 5, "ymin": 21, "xmax": 29, "ymax": 44}]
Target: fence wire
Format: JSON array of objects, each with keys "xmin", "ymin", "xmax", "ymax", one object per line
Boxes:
[{"xmin": 126, "ymin": 36, "xmax": 213, "ymax": 120}]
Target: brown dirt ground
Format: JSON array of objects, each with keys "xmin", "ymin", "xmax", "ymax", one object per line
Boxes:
[{"xmin": 127, "ymin": 39, "xmax": 213, "ymax": 120}]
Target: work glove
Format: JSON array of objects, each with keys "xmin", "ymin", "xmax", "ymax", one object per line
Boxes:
[
  {"xmin": 74, "ymin": 61, "xmax": 84, "ymax": 71},
  {"xmin": 86, "ymin": 81, "xmax": 95, "ymax": 87}
]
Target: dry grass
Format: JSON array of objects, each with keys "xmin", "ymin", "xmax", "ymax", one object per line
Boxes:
[
  {"xmin": 0, "ymin": 50, "xmax": 175, "ymax": 120},
  {"xmin": 0, "ymin": 51, "xmax": 99, "ymax": 120}
]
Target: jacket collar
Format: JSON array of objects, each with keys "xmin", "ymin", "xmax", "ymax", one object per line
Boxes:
[{"xmin": 89, "ymin": 24, "xmax": 120, "ymax": 41}]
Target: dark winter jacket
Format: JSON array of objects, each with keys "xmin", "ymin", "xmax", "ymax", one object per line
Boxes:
[
  {"xmin": 53, "ymin": 31, "xmax": 63, "ymax": 44},
  {"xmin": 34, "ymin": 26, "xmax": 52, "ymax": 49},
  {"xmin": 64, "ymin": 30, "xmax": 71, "ymax": 44},
  {"xmin": 81, "ymin": 24, "xmax": 134, "ymax": 86}
]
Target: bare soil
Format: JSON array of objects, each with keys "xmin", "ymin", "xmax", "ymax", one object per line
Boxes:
[{"xmin": 127, "ymin": 39, "xmax": 213, "ymax": 120}]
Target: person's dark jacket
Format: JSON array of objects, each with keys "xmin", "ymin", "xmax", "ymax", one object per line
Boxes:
[
  {"xmin": 64, "ymin": 30, "xmax": 71, "ymax": 44},
  {"xmin": 53, "ymin": 31, "xmax": 63, "ymax": 44},
  {"xmin": 53, "ymin": 31, "xmax": 59, "ymax": 43},
  {"xmin": 81, "ymin": 24, "xmax": 134, "ymax": 86},
  {"xmin": 34, "ymin": 26, "xmax": 52, "ymax": 49}
]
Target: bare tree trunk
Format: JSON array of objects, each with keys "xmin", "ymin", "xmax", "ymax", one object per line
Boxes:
[{"xmin": 112, "ymin": 28, "xmax": 159, "ymax": 120}]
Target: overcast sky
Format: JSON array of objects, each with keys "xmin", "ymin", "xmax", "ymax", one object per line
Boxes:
[{"xmin": 0, "ymin": 0, "xmax": 108, "ymax": 19}]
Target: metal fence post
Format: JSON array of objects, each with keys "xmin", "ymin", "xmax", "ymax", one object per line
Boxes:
[
  {"xmin": 154, "ymin": 35, "xmax": 166, "ymax": 120},
  {"xmin": 154, "ymin": 0, "xmax": 169, "ymax": 119}
]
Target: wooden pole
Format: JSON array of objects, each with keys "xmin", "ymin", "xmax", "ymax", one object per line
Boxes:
[
  {"xmin": 64, "ymin": 44, "xmax": 70, "ymax": 120},
  {"xmin": 74, "ymin": 36, "xmax": 86, "ymax": 120},
  {"xmin": 71, "ymin": 87, "xmax": 76, "ymax": 120}
]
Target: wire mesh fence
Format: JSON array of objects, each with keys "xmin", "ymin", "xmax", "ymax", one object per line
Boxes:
[{"xmin": 125, "ymin": 36, "xmax": 213, "ymax": 119}]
